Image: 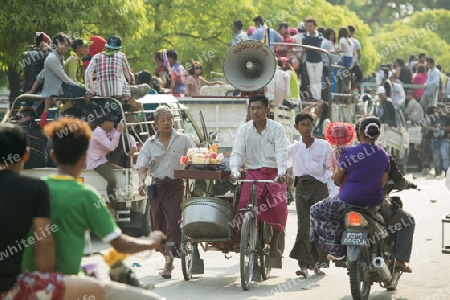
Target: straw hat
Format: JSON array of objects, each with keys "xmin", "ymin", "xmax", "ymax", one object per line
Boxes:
[{"xmin": 324, "ymin": 122, "xmax": 355, "ymax": 146}]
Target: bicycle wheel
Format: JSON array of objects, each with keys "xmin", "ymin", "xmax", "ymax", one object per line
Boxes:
[
  {"xmin": 240, "ymin": 213, "xmax": 256, "ymax": 291},
  {"xmin": 259, "ymin": 221, "xmax": 271, "ymax": 280},
  {"xmin": 181, "ymin": 232, "xmax": 193, "ymax": 281}
]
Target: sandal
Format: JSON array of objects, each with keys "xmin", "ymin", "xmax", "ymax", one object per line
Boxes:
[
  {"xmin": 295, "ymin": 268, "xmax": 309, "ymax": 278},
  {"xmin": 395, "ymin": 261, "xmax": 412, "ymax": 273},
  {"xmin": 314, "ymin": 268, "xmax": 326, "ymax": 276},
  {"xmin": 270, "ymin": 248, "xmax": 283, "ymax": 259}
]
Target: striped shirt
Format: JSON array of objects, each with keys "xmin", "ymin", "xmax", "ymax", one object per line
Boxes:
[{"xmin": 85, "ymin": 51, "xmax": 134, "ymax": 98}]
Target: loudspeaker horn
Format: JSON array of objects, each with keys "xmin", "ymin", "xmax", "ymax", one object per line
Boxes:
[{"xmin": 223, "ymin": 40, "xmax": 276, "ymax": 91}]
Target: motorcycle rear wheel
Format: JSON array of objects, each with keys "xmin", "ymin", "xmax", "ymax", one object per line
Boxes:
[{"xmin": 348, "ymin": 261, "xmax": 372, "ymax": 300}]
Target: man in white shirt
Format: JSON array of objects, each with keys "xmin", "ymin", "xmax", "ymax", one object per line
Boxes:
[
  {"xmin": 286, "ymin": 112, "xmax": 332, "ymax": 278},
  {"xmin": 404, "ymin": 90, "xmax": 424, "ymax": 123},
  {"xmin": 421, "ymin": 57, "xmax": 440, "ymax": 109},
  {"xmin": 230, "ymin": 94, "xmax": 288, "ymax": 259},
  {"xmin": 231, "ymin": 19, "xmax": 248, "ymax": 46},
  {"xmin": 266, "ymin": 59, "xmax": 290, "ymax": 106},
  {"xmin": 348, "ymin": 25, "xmax": 362, "ymax": 84}
]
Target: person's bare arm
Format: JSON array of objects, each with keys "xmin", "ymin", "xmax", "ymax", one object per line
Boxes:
[
  {"xmin": 138, "ymin": 167, "xmax": 148, "ymax": 196},
  {"xmin": 110, "ymin": 231, "xmax": 166, "ymax": 254},
  {"xmin": 381, "ymin": 172, "xmax": 389, "ymax": 187},
  {"xmin": 32, "ymin": 217, "xmax": 55, "ymax": 272},
  {"xmin": 332, "ymin": 168, "xmax": 346, "ymax": 185},
  {"xmin": 286, "ymin": 167, "xmax": 294, "ymax": 187},
  {"xmin": 356, "ymin": 49, "xmax": 361, "ymax": 61}
]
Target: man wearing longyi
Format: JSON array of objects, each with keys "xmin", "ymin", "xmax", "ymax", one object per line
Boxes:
[{"xmin": 230, "ymin": 94, "xmax": 288, "ymax": 259}]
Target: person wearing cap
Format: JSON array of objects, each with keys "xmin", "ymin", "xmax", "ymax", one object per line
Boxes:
[
  {"xmin": 376, "ymin": 85, "xmax": 398, "ymax": 127},
  {"xmin": 248, "ymin": 15, "xmax": 283, "ymax": 52},
  {"xmin": 85, "ymin": 35, "xmax": 142, "ymax": 109},
  {"xmin": 231, "ymin": 19, "xmax": 248, "ymax": 46},
  {"xmin": 23, "ymin": 32, "xmax": 52, "ymax": 94},
  {"xmin": 16, "ymin": 107, "xmax": 48, "ymax": 169},
  {"xmin": 65, "ymin": 38, "xmax": 93, "ymax": 84},
  {"xmin": 86, "ymin": 113, "xmax": 125, "ymax": 204},
  {"xmin": 286, "ymin": 112, "xmax": 332, "ymax": 278}
]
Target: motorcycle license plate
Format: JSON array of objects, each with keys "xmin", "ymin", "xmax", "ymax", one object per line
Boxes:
[{"xmin": 341, "ymin": 231, "xmax": 367, "ymax": 246}]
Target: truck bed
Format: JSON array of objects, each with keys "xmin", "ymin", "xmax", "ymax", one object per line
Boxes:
[{"xmin": 21, "ymin": 168, "xmax": 145, "ymax": 204}]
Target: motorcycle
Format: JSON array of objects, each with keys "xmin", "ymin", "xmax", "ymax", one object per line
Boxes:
[{"xmin": 333, "ymin": 182, "xmax": 418, "ymax": 300}]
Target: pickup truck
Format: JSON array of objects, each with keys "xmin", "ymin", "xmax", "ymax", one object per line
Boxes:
[
  {"xmin": 331, "ymin": 96, "xmax": 409, "ymax": 173},
  {"xmin": 2, "ymin": 94, "xmax": 208, "ymax": 237}
]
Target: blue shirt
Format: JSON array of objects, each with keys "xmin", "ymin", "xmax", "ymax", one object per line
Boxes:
[
  {"xmin": 302, "ymin": 31, "xmax": 323, "ymax": 63},
  {"xmin": 249, "ymin": 25, "xmax": 283, "ymax": 52},
  {"xmin": 338, "ymin": 143, "xmax": 390, "ymax": 207}
]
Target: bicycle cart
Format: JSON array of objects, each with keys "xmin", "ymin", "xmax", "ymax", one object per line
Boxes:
[{"xmin": 174, "ymin": 168, "xmax": 275, "ymax": 291}]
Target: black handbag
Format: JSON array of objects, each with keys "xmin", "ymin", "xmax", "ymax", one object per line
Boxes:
[{"xmin": 147, "ymin": 184, "xmax": 157, "ymax": 200}]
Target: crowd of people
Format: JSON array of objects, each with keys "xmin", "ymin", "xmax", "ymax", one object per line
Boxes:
[
  {"xmin": 231, "ymin": 15, "xmax": 363, "ymax": 105},
  {"xmin": 1, "ymin": 16, "xmax": 448, "ymax": 297}
]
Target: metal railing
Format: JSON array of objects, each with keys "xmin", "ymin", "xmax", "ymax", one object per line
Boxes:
[
  {"xmin": 360, "ymin": 82, "xmax": 439, "ymax": 106},
  {"xmin": 272, "ymin": 42, "xmax": 354, "ymax": 107}
]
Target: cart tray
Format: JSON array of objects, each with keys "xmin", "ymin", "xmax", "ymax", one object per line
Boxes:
[{"xmin": 174, "ymin": 169, "xmax": 231, "ymax": 180}]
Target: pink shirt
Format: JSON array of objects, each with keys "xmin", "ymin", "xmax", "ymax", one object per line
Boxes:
[
  {"xmin": 412, "ymin": 73, "xmax": 427, "ymax": 99},
  {"xmin": 185, "ymin": 76, "xmax": 206, "ymax": 96},
  {"xmin": 86, "ymin": 127, "xmax": 121, "ymax": 170}
]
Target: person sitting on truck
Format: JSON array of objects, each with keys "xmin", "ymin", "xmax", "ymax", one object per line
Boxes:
[
  {"xmin": 16, "ymin": 107, "xmax": 47, "ymax": 169},
  {"xmin": 404, "ymin": 90, "xmax": 424, "ymax": 123},
  {"xmin": 21, "ymin": 118, "xmax": 167, "ymax": 300},
  {"xmin": 86, "ymin": 113, "xmax": 125, "ymax": 204},
  {"xmin": 0, "ymin": 123, "xmax": 106, "ymax": 300},
  {"xmin": 185, "ymin": 61, "xmax": 224, "ymax": 97},
  {"xmin": 167, "ymin": 49, "xmax": 188, "ymax": 97},
  {"xmin": 376, "ymin": 85, "xmax": 398, "ymax": 127},
  {"xmin": 137, "ymin": 105, "xmax": 195, "ymax": 279},
  {"xmin": 23, "ymin": 32, "xmax": 52, "ymax": 95},
  {"xmin": 230, "ymin": 94, "xmax": 289, "ymax": 260}
]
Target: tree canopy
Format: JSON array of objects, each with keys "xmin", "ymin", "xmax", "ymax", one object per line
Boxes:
[
  {"xmin": 326, "ymin": 0, "xmax": 450, "ymax": 27},
  {"xmin": 1, "ymin": 0, "xmax": 448, "ymax": 101},
  {"xmin": 372, "ymin": 9, "xmax": 450, "ymax": 70}
]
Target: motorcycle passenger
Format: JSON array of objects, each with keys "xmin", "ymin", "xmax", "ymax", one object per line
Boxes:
[
  {"xmin": 310, "ymin": 116, "xmax": 390, "ymax": 260},
  {"xmin": 355, "ymin": 120, "xmax": 415, "ymax": 273}
]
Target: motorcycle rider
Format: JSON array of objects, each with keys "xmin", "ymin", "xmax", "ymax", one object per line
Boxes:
[
  {"xmin": 355, "ymin": 120, "xmax": 415, "ymax": 273},
  {"xmin": 310, "ymin": 116, "xmax": 390, "ymax": 261}
]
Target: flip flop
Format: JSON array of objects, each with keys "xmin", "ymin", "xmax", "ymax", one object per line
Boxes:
[
  {"xmin": 159, "ymin": 265, "xmax": 175, "ymax": 279},
  {"xmin": 395, "ymin": 262, "xmax": 412, "ymax": 273},
  {"xmin": 270, "ymin": 248, "xmax": 283, "ymax": 259},
  {"xmin": 314, "ymin": 269, "xmax": 326, "ymax": 276},
  {"xmin": 159, "ymin": 271, "xmax": 171, "ymax": 279},
  {"xmin": 295, "ymin": 269, "xmax": 309, "ymax": 278}
]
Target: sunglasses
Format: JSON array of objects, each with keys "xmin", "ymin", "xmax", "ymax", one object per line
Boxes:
[{"xmin": 195, "ymin": 67, "xmax": 202, "ymax": 70}]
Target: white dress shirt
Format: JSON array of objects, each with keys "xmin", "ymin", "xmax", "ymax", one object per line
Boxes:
[
  {"xmin": 287, "ymin": 138, "xmax": 332, "ymax": 183},
  {"xmin": 230, "ymin": 119, "xmax": 288, "ymax": 175},
  {"xmin": 266, "ymin": 67, "xmax": 290, "ymax": 106}
]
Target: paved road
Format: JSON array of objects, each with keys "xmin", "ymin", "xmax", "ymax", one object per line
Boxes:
[{"xmin": 83, "ymin": 172, "xmax": 450, "ymax": 300}]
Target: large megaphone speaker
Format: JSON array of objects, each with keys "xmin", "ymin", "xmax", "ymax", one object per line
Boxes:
[{"xmin": 223, "ymin": 40, "xmax": 276, "ymax": 91}]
